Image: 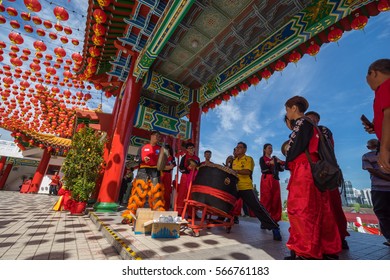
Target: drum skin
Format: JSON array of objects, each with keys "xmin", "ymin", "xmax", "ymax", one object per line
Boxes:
[
  {"xmin": 191, "ymin": 164, "xmax": 238, "ymax": 214},
  {"xmin": 157, "ymin": 146, "xmax": 169, "ymax": 171}
]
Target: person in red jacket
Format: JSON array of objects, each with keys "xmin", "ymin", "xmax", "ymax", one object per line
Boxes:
[
  {"xmin": 122, "ymin": 131, "xmax": 166, "ymax": 223},
  {"xmin": 49, "ymin": 172, "xmax": 60, "ymax": 195}
]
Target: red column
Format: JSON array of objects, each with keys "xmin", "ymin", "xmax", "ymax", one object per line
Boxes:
[
  {"xmin": 0, "ymin": 156, "xmax": 7, "ymax": 175},
  {"xmin": 94, "ymin": 55, "xmax": 142, "ymax": 212},
  {"xmin": 0, "ymin": 163, "xmax": 13, "ymax": 190},
  {"xmin": 189, "ymin": 101, "xmax": 201, "ymax": 154},
  {"xmin": 30, "ymin": 148, "xmax": 51, "ymax": 193}
]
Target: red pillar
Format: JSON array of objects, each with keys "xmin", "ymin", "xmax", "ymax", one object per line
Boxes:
[
  {"xmin": 30, "ymin": 148, "xmax": 51, "ymax": 193},
  {"xmin": 0, "ymin": 163, "xmax": 13, "ymax": 190},
  {"xmin": 189, "ymin": 101, "xmax": 201, "ymax": 154},
  {"xmin": 94, "ymin": 55, "xmax": 142, "ymax": 212},
  {"xmin": 0, "ymin": 156, "xmax": 7, "ymax": 175}
]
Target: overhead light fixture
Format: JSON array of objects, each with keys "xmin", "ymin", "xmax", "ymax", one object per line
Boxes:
[{"xmin": 191, "ymin": 39, "xmax": 199, "ymax": 48}]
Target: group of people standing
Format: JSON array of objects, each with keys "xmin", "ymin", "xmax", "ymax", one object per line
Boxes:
[{"xmin": 120, "ymin": 58, "xmax": 389, "ymax": 260}]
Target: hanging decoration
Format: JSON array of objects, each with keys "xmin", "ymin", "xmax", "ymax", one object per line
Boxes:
[
  {"xmin": 378, "ymin": 0, "xmax": 390, "ymax": 11},
  {"xmin": 24, "ymin": 0, "xmax": 42, "ymax": 12},
  {"xmin": 306, "ymin": 41, "xmax": 320, "ymax": 57},
  {"xmin": 288, "ymin": 51, "xmax": 302, "ymax": 64},
  {"xmin": 53, "ymin": 6, "xmax": 69, "ymax": 21},
  {"xmin": 351, "ymin": 13, "xmax": 368, "ymax": 30}
]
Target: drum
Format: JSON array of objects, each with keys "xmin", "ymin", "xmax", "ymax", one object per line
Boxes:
[
  {"xmin": 191, "ymin": 163, "xmax": 238, "ymax": 214},
  {"xmin": 156, "ymin": 146, "xmax": 169, "ymax": 171}
]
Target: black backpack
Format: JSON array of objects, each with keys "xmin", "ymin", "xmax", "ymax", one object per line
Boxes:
[{"xmin": 304, "ymin": 118, "xmax": 344, "ymax": 192}]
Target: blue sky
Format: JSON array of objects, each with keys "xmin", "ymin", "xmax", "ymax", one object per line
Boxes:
[
  {"xmin": 1, "ymin": 4, "xmax": 389, "ymax": 191},
  {"xmin": 198, "ymin": 12, "xmax": 390, "ymax": 191}
]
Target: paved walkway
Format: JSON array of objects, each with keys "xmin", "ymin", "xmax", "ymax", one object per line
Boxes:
[{"xmin": 1, "ymin": 191, "xmax": 390, "ymax": 260}]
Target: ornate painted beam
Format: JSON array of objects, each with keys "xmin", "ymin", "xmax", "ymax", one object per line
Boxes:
[
  {"xmin": 133, "ymin": 0, "xmax": 196, "ymax": 81},
  {"xmin": 199, "ymin": 0, "xmax": 375, "ymax": 103}
]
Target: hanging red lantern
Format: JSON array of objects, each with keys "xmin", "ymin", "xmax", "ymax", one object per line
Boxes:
[
  {"xmin": 306, "ymin": 41, "xmax": 320, "ymax": 57},
  {"xmin": 10, "ymin": 58, "xmax": 23, "ymax": 67},
  {"xmin": 97, "ymin": 0, "xmax": 111, "ymax": 7},
  {"xmin": 288, "ymin": 51, "xmax": 302, "ymax": 64},
  {"xmin": 231, "ymin": 88, "xmax": 239, "ymax": 97},
  {"xmin": 35, "ymin": 52, "xmax": 43, "ymax": 59},
  {"xmin": 222, "ymin": 93, "xmax": 230, "ymax": 102},
  {"xmin": 261, "ymin": 68, "xmax": 272, "ymax": 80},
  {"xmin": 6, "ymin": 7, "xmax": 18, "ymax": 17},
  {"xmin": 351, "ymin": 13, "xmax": 368, "ymax": 30},
  {"xmin": 274, "ymin": 60, "xmax": 286, "ymax": 72},
  {"xmin": 36, "ymin": 28, "xmax": 45, "ymax": 36},
  {"xmin": 20, "ymin": 55, "xmax": 29, "ymax": 61},
  {"xmin": 71, "ymin": 39, "xmax": 79, "ymax": 46},
  {"xmin": 30, "ymin": 63, "xmax": 41, "ymax": 72},
  {"xmin": 60, "ymin": 36, "xmax": 69, "ymax": 44},
  {"xmin": 43, "ymin": 61, "xmax": 51, "ymax": 67},
  {"xmin": 45, "ymin": 54, "xmax": 53, "ymax": 61},
  {"xmin": 9, "ymin": 52, "xmax": 18, "ymax": 58},
  {"xmin": 94, "ymin": 83, "xmax": 103, "ymax": 90},
  {"xmin": 92, "ymin": 23, "xmax": 106, "ymax": 36},
  {"xmin": 24, "ymin": 0, "xmax": 42, "ymax": 12},
  {"xmin": 378, "ymin": 0, "xmax": 390, "ymax": 11},
  {"xmin": 250, "ymin": 76, "xmax": 260, "ymax": 86},
  {"xmin": 49, "ymin": 32, "xmax": 58, "ymax": 40},
  {"xmin": 43, "ymin": 20, "xmax": 52, "ymax": 29},
  {"xmin": 0, "ymin": 5, "xmax": 4, "ymax": 13},
  {"xmin": 0, "ymin": 41, "xmax": 6, "ymax": 49},
  {"xmin": 92, "ymin": 35, "xmax": 104, "ymax": 46},
  {"xmin": 10, "ymin": 20, "xmax": 20, "ymax": 29},
  {"xmin": 21, "ymin": 12, "xmax": 31, "ymax": 21},
  {"xmin": 32, "ymin": 16, "xmax": 42, "ymax": 25},
  {"xmin": 93, "ymin": 9, "xmax": 107, "ymax": 24},
  {"xmin": 54, "ymin": 23, "xmax": 63, "ymax": 32},
  {"xmin": 33, "ymin": 40, "xmax": 47, "ymax": 52},
  {"xmin": 239, "ymin": 83, "xmax": 249, "ymax": 92},
  {"xmin": 0, "ymin": 15, "xmax": 6, "ymax": 24},
  {"xmin": 9, "ymin": 32, "xmax": 24, "ymax": 45},
  {"xmin": 54, "ymin": 47, "xmax": 66, "ymax": 58},
  {"xmin": 71, "ymin": 52, "xmax": 83, "ymax": 63},
  {"xmin": 0, "ymin": 55, "xmax": 3, "ymax": 62},
  {"xmin": 83, "ymin": 93, "xmax": 92, "ymax": 101},
  {"xmin": 63, "ymin": 26, "xmax": 72, "ymax": 35},
  {"xmin": 89, "ymin": 46, "xmax": 100, "ymax": 57},
  {"xmin": 10, "ymin": 45, "xmax": 19, "ymax": 53},
  {"xmin": 328, "ymin": 26, "xmax": 343, "ymax": 43},
  {"xmin": 87, "ymin": 57, "xmax": 97, "ymax": 66},
  {"xmin": 24, "ymin": 25, "xmax": 34, "ymax": 33},
  {"xmin": 53, "ymin": 6, "xmax": 69, "ymax": 21}
]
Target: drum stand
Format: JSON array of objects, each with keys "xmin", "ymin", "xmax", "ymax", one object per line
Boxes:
[{"xmin": 182, "ymin": 171, "xmax": 234, "ymax": 237}]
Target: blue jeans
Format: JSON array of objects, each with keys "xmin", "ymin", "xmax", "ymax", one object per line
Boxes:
[{"xmin": 49, "ymin": 185, "xmax": 58, "ymax": 195}]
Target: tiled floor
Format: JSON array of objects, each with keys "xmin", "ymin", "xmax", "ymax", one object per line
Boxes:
[{"xmin": 1, "ymin": 191, "xmax": 390, "ymax": 260}]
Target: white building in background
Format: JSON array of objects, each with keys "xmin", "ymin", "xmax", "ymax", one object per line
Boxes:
[
  {"xmin": 341, "ymin": 180, "xmax": 357, "ymax": 206},
  {"xmin": 360, "ymin": 189, "xmax": 373, "ymax": 207}
]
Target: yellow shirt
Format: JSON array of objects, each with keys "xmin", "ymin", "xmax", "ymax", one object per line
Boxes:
[{"xmin": 232, "ymin": 155, "xmax": 254, "ymax": 191}]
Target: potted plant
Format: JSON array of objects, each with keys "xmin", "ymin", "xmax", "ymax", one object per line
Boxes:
[{"xmin": 62, "ymin": 127, "xmax": 105, "ymax": 215}]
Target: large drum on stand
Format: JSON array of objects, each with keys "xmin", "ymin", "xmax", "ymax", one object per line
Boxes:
[{"xmin": 191, "ymin": 163, "xmax": 238, "ymax": 214}]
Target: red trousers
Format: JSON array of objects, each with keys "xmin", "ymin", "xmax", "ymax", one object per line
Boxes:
[
  {"xmin": 287, "ymin": 154, "xmax": 341, "ymax": 259},
  {"xmin": 260, "ymin": 174, "xmax": 282, "ymax": 222},
  {"xmin": 161, "ymin": 172, "xmax": 173, "ymax": 210}
]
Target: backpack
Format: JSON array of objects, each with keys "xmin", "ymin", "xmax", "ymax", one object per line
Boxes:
[{"xmin": 304, "ymin": 118, "xmax": 344, "ymax": 192}]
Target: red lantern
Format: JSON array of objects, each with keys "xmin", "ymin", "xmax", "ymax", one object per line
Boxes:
[
  {"xmin": 6, "ymin": 7, "xmax": 18, "ymax": 17},
  {"xmin": 63, "ymin": 26, "xmax": 72, "ymax": 35},
  {"xmin": 306, "ymin": 41, "xmax": 320, "ymax": 57},
  {"xmin": 53, "ymin": 6, "xmax": 69, "ymax": 21},
  {"xmin": 71, "ymin": 52, "xmax": 83, "ymax": 63},
  {"xmin": 43, "ymin": 20, "xmax": 52, "ymax": 29},
  {"xmin": 33, "ymin": 40, "xmax": 47, "ymax": 52},
  {"xmin": 92, "ymin": 35, "xmax": 104, "ymax": 46},
  {"xmin": 49, "ymin": 32, "xmax": 58, "ymax": 40},
  {"xmin": 54, "ymin": 23, "xmax": 63, "ymax": 32},
  {"xmin": 36, "ymin": 28, "xmax": 45, "ymax": 36},
  {"xmin": 87, "ymin": 57, "xmax": 97, "ymax": 66},
  {"xmin": 71, "ymin": 39, "xmax": 79, "ymax": 46},
  {"xmin": 0, "ymin": 41, "xmax": 6, "ymax": 49},
  {"xmin": 93, "ymin": 9, "xmax": 107, "ymax": 24},
  {"xmin": 0, "ymin": 15, "xmax": 6, "ymax": 24},
  {"xmin": 10, "ymin": 58, "xmax": 23, "ymax": 67},
  {"xmin": 261, "ymin": 69, "xmax": 272, "ymax": 80},
  {"xmin": 9, "ymin": 32, "xmax": 24, "ymax": 45},
  {"xmin": 24, "ymin": 25, "xmax": 34, "ymax": 33},
  {"xmin": 231, "ymin": 88, "xmax": 239, "ymax": 97},
  {"xmin": 9, "ymin": 52, "xmax": 18, "ymax": 58},
  {"xmin": 378, "ymin": 0, "xmax": 390, "ymax": 11},
  {"xmin": 89, "ymin": 46, "xmax": 100, "ymax": 57},
  {"xmin": 60, "ymin": 36, "xmax": 69, "ymax": 44},
  {"xmin": 239, "ymin": 83, "xmax": 249, "ymax": 92},
  {"xmin": 274, "ymin": 60, "xmax": 286, "ymax": 72},
  {"xmin": 92, "ymin": 23, "xmax": 106, "ymax": 36},
  {"xmin": 30, "ymin": 63, "xmax": 41, "ymax": 72},
  {"xmin": 97, "ymin": 0, "xmax": 111, "ymax": 7},
  {"xmin": 21, "ymin": 12, "xmax": 31, "ymax": 21},
  {"xmin": 10, "ymin": 20, "xmax": 20, "ymax": 29},
  {"xmin": 54, "ymin": 47, "xmax": 66, "ymax": 58},
  {"xmin": 288, "ymin": 51, "xmax": 302, "ymax": 64},
  {"xmin": 351, "ymin": 13, "xmax": 368, "ymax": 30},
  {"xmin": 328, "ymin": 26, "xmax": 343, "ymax": 43},
  {"xmin": 10, "ymin": 45, "xmax": 19, "ymax": 53},
  {"xmin": 35, "ymin": 52, "xmax": 43, "ymax": 59},
  {"xmin": 24, "ymin": 0, "xmax": 42, "ymax": 12},
  {"xmin": 222, "ymin": 93, "xmax": 230, "ymax": 102},
  {"xmin": 32, "ymin": 16, "xmax": 42, "ymax": 25},
  {"xmin": 250, "ymin": 76, "xmax": 260, "ymax": 86}
]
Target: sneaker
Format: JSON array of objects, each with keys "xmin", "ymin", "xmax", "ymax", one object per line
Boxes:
[
  {"xmin": 284, "ymin": 251, "xmax": 296, "ymax": 260},
  {"xmin": 233, "ymin": 216, "xmax": 239, "ymax": 224},
  {"xmin": 272, "ymin": 228, "xmax": 282, "ymax": 241},
  {"xmin": 341, "ymin": 239, "xmax": 349, "ymax": 250},
  {"xmin": 323, "ymin": 254, "xmax": 339, "ymax": 260}
]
